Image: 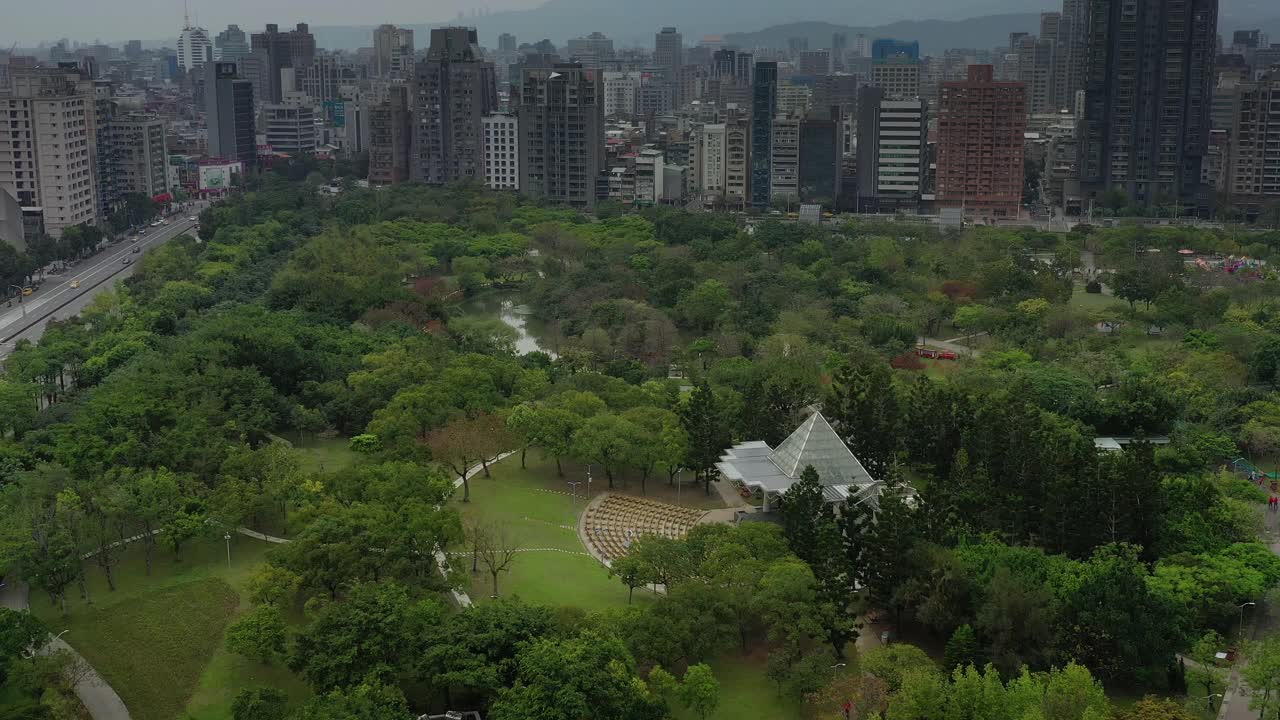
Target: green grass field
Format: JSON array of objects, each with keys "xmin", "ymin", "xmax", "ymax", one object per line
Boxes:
[
  {"xmin": 29, "ymin": 535, "xmax": 311, "ymax": 720},
  {"xmin": 1069, "ymin": 283, "xmax": 1125, "ymax": 312},
  {"xmin": 672, "ymin": 650, "xmax": 805, "ymax": 720},
  {"xmin": 452, "ymin": 451, "xmax": 644, "ymax": 610},
  {"xmin": 290, "ymin": 434, "xmax": 358, "ymax": 475}
]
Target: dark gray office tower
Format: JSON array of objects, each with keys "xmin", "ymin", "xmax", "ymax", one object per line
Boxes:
[
  {"xmin": 799, "ymin": 108, "xmax": 843, "ymax": 203},
  {"xmin": 751, "ymin": 61, "xmax": 778, "ymax": 208},
  {"xmin": 250, "ymin": 23, "xmax": 315, "ymax": 103},
  {"xmin": 499, "ymin": 33, "xmax": 517, "ymax": 52},
  {"xmin": 205, "ymin": 61, "xmax": 256, "ymax": 167},
  {"xmin": 1078, "ymin": 0, "xmax": 1218, "ymax": 211},
  {"xmin": 518, "ymin": 64, "xmax": 604, "ymax": 209},
  {"xmin": 412, "ymin": 28, "xmax": 498, "ymax": 184}
]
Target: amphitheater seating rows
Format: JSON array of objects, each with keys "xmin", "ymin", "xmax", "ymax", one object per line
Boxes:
[{"xmin": 584, "ymin": 493, "xmax": 706, "ymax": 561}]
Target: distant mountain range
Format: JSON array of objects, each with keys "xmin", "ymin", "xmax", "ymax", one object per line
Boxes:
[{"xmin": 301, "ymin": 3, "xmax": 1278, "ymax": 55}]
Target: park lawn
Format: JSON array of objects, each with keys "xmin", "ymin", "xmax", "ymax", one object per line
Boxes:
[
  {"xmin": 291, "ymin": 434, "xmax": 358, "ymax": 475},
  {"xmin": 453, "ymin": 452, "xmax": 668, "ymax": 610},
  {"xmin": 458, "ymin": 549, "xmax": 648, "ymax": 610},
  {"xmin": 1069, "ymin": 283, "xmax": 1123, "ymax": 311},
  {"xmin": 29, "ymin": 535, "xmax": 310, "ymax": 720},
  {"xmin": 673, "ymin": 650, "xmax": 805, "ymax": 720}
]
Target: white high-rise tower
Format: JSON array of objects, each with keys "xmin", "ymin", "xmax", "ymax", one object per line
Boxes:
[{"xmin": 177, "ymin": 6, "xmax": 213, "ymax": 72}]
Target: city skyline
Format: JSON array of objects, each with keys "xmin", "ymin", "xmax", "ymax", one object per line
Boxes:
[{"xmin": 0, "ymin": 0, "xmax": 541, "ymax": 47}]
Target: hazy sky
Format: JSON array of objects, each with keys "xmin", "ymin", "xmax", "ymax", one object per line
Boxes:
[{"xmin": 1, "ymin": 0, "xmax": 541, "ymax": 46}]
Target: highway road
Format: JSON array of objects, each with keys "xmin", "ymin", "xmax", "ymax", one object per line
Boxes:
[{"xmin": 0, "ymin": 213, "xmax": 201, "ymax": 361}]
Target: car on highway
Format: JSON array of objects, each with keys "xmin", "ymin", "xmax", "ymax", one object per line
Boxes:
[
  {"xmin": 70, "ymin": 280, "xmax": 80, "ymax": 289},
  {"xmin": 150, "ymin": 221, "xmax": 161, "ymax": 227},
  {"xmin": 121, "ymin": 257, "xmax": 131, "ymax": 265},
  {"xmin": 131, "ymin": 246, "xmax": 140, "ymax": 254},
  {"xmin": 188, "ymin": 216, "xmax": 197, "ymax": 221}
]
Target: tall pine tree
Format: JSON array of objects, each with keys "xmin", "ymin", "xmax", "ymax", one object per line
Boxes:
[
  {"xmin": 827, "ymin": 355, "xmax": 901, "ymax": 481},
  {"xmin": 680, "ymin": 382, "xmax": 732, "ymax": 495}
]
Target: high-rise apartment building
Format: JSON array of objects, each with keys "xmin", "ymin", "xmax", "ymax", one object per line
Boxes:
[
  {"xmin": 498, "ymin": 34, "xmax": 518, "ymax": 52},
  {"xmin": 263, "ymin": 104, "xmax": 316, "ymax": 154},
  {"xmin": 751, "ymin": 61, "xmax": 778, "ymax": 207},
  {"xmin": 725, "ymin": 119, "xmax": 750, "ymax": 208},
  {"xmin": 367, "ymin": 84, "xmax": 411, "ymax": 186},
  {"xmin": 302, "ymin": 54, "xmax": 364, "ymax": 116},
  {"xmin": 251, "ymin": 23, "xmax": 316, "ymax": 103},
  {"xmin": 603, "ymin": 72, "xmax": 639, "ymax": 117},
  {"xmin": 111, "ymin": 112, "xmax": 168, "ymax": 197},
  {"xmin": 1226, "ymin": 71, "xmax": 1280, "ymax": 203},
  {"xmin": 771, "ymin": 114, "xmax": 801, "ymax": 201},
  {"xmin": 869, "ymin": 37, "xmax": 921, "ymax": 100},
  {"xmin": 1059, "ymin": 0, "xmax": 1088, "ymax": 107},
  {"xmin": 567, "ymin": 33, "xmax": 615, "ymax": 65},
  {"xmin": 697, "ymin": 123, "xmax": 727, "ymax": 199},
  {"xmin": 0, "ymin": 65, "xmax": 99, "ymax": 237},
  {"xmin": 871, "ymin": 61, "xmax": 920, "ymax": 100},
  {"xmin": 854, "ymin": 85, "xmax": 927, "ymax": 212},
  {"xmin": 655, "ymin": 28, "xmax": 683, "ymax": 76},
  {"xmin": 1078, "ymin": 0, "xmax": 1218, "ymax": 210},
  {"xmin": 936, "ymin": 65, "xmax": 1027, "ymax": 221},
  {"xmin": 799, "ymin": 51, "xmax": 831, "ymax": 77},
  {"xmin": 853, "ymin": 34, "xmax": 870, "ymax": 58},
  {"xmin": 204, "ymin": 61, "xmax": 257, "ymax": 168},
  {"xmin": 373, "ymin": 24, "xmax": 415, "ymax": 78},
  {"xmin": 93, "ymin": 81, "xmax": 119, "ymax": 219},
  {"xmin": 518, "ymin": 64, "xmax": 605, "ymax": 209},
  {"xmin": 412, "ymin": 28, "xmax": 498, "ymax": 184},
  {"xmin": 1015, "ymin": 33, "xmax": 1055, "ymax": 114},
  {"xmin": 177, "ymin": 22, "xmax": 214, "ymax": 71},
  {"xmin": 831, "ymin": 33, "xmax": 849, "ymax": 71},
  {"xmin": 482, "ymin": 113, "xmax": 520, "ymax": 191},
  {"xmin": 215, "ymin": 25, "xmax": 250, "ymax": 62}
]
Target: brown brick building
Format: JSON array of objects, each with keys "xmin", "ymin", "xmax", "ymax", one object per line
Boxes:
[{"xmin": 936, "ymin": 65, "xmax": 1027, "ymax": 221}]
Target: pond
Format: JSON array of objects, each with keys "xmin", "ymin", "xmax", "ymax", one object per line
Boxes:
[{"xmin": 457, "ymin": 290, "xmax": 558, "ymax": 357}]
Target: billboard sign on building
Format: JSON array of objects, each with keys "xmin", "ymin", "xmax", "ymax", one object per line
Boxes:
[{"xmin": 198, "ymin": 161, "xmax": 243, "ymax": 192}]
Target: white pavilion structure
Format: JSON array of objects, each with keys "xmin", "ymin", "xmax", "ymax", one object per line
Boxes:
[{"xmin": 715, "ymin": 412, "xmax": 884, "ymax": 512}]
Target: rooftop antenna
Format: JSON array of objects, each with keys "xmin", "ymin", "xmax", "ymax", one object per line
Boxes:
[{"xmin": 183, "ymin": 0, "xmax": 190, "ymax": 29}]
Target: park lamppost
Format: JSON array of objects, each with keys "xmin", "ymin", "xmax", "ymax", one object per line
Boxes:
[
  {"xmin": 224, "ymin": 532, "xmax": 232, "ymax": 568},
  {"xmin": 1200, "ymin": 693, "xmax": 1223, "ymax": 712},
  {"xmin": 1240, "ymin": 601, "xmax": 1257, "ymax": 641},
  {"xmin": 566, "ymin": 479, "xmax": 584, "ymax": 504}
]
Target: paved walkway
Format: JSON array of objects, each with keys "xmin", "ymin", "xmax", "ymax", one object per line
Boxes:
[
  {"xmin": 1218, "ymin": 484, "xmax": 1280, "ymax": 720},
  {"xmin": 922, "ymin": 333, "xmax": 985, "ymax": 357},
  {"xmin": 1, "ymin": 579, "xmax": 131, "ymax": 720}
]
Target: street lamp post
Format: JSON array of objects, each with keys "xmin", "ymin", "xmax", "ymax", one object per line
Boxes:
[
  {"xmin": 1240, "ymin": 601, "xmax": 1257, "ymax": 641},
  {"xmin": 224, "ymin": 533, "xmax": 232, "ymax": 568},
  {"xmin": 1200, "ymin": 693, "xmax": 1223, "ymax": 711},
  {"xmin": 567, "ymin": 480, "xmax": 584, "ymax": 504},
  {"xmin": 7, "ymin": 285, "xmax": 26, "ymax": 317},
  {"xmin": 677, "ymin": 468, "xmax": 683, "ymax": 506}
]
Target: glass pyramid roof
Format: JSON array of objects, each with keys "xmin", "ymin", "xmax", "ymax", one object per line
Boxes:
[{"xmin": 767, "ymin": 412, "xmax": 876, "ymax": 488}]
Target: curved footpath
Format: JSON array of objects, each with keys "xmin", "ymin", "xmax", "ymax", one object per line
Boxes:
[
  {"xmin": 0, "ymin": 579, "xmax": 132, "ymax": 720},
  {"xmin": 239, "ymin": 450, "xmax": 522, "ymax": 610},
  {"xmin": 0, "ymin": 449, "xmax": 521, "ymax": 720}
]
